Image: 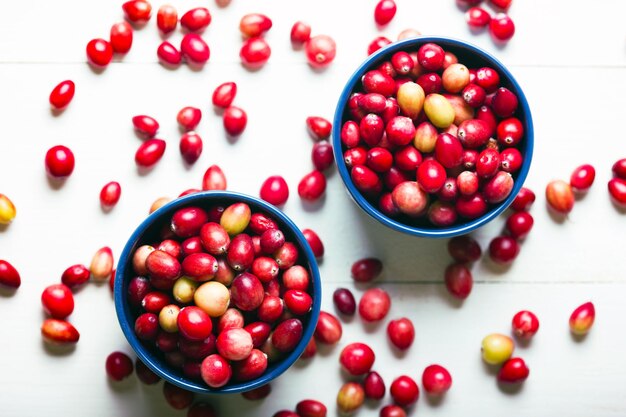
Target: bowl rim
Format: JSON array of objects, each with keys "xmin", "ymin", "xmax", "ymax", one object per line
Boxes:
[
  {"xmin": 114, "ymin": 190, "xmax": 322, "ymax": 394},
  {"xmin": 332, "ymin": 36, "xmax": 534, "ymax": 238}
]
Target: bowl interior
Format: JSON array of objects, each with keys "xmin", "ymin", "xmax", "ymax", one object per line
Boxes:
[
  {"xmin": 114, "ymin": 191, "xmax": 321, "ymax": 394},
  {"xmin": 332, "ymin": 36, "xmax": 534, "ymax": 238}
]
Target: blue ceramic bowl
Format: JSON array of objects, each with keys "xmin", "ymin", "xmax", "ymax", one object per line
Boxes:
[
  {"xmin": 114, "ymin": 191, "xmax": 321, "ymax": 394},
  {"xmin": 332, "ymin": 36, "xmax": 534, "ymax": 238}
]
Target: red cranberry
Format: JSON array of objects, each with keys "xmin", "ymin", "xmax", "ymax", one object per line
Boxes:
[
  {"xmin": 367, "ymin": 147, "xmax": 394, "ymax": 172},
  {"xmin": 475, "ymin": 67, "xmax": 500, "ymax": 94},
  {"xmin": 240, "ymin": 37, "xmax": 271, "ymax": 68},
  {"xmin": 244, "ymin": 322, "xmax": 271, "ymax": 348},
  {"xmin": 178, "ymin": 306, "xmax": 212, "ymax": 341},
  {"xmin": 500, "ymin": 148, "xmax": 523, "ymax": 173},
  {"xmin": 274, "ymin": 242, "xmax": 299, "ymax": 269},
  {"xmin": 608, "ymin": 178, "xmax": 626, "ymax": 206},
  {"xmin": 49, "ymin": 80, "xmax": 75, "ymax": 109},
  {"xmin": 394, "ymin": 146, "xmax": 422, "ymax": 171},
  {"xmin": 142, "ymin": 291, "xmax": 172, "ymax": 313},
  {"xmin": 257, "ymin": 295, "xmax": 283, "ymax": 323},
  {"xmin": 417, "ymin": 159, "xmax": 447, "ymax": 193},
  {"xmin": 374, "ymin": 0, "xmax": 397, "ymax": 25},
  {"xmin": 360, "ymin": 113, "xmax": 385, "ymax": 146},
  {"xmin": 296, "ymin": 399, "xmax": 327, "ymax": 417},
  {"xmin": 364, "ymin": 371, "xmax": 386, "ymax": 399},
  {"xmin": 489, "ymin": 13, "xmax": 515, "ymax": 41},
  {"xmin": 340, "ymin": 342, "xmax": 375, "ymax": 375},
  {"xmin": 612, "ymin": 158, "xmax": 626, "ymax": 179},
  {"xmin": 298, "ymin": 170, "xmax": 326, "ymax": 201},
  {"xmin": 391, "ymin": 51, "xmax": 414, "ymax": 75},
  {"xmin": 135, "ymin": 139, "xmax": 166, "ymax": 168},
  {"xmin": 341, "ymin": 121, "xmax": 361, "ymax": 148},
  {"xmin": 86, "ymin": 38, "xmax": 113, "ymax": 67},
  {"xmin": 41, "ymin": 284, "xmax": 74, "ymax": 319},
  {"xmin": 387, "ymin": 318, "xmax": 415, "ymax": 350},
  {"xmin": 290, "ymin": 21, "xmax": 311, "ymax": 44},
  {"xmin": 249, "ymin": 212, "xmax": 278, "ymax": 235},
  {"xmin": 444, "ymin": 263, "xmax": 473, "ymax": 299},
  {"xmin": 333, "ymin": 288, "xmax": 356, "ymax": 315},
  {"xmin": 511, "ymin": 187, "xmax": 535, "ymax": 211},
  {"xmin": 212, "ymin": 82, "xmax": 237, "ymax": 109},
  {"xmin": 380, "ymin": 405, "xmax": 407, "ymax": 417},
  {"xmin": 484, "ymin": 171, "xmax": 514, "ymax": 203},
  {"xmin": 242, "ymin": 384, "xmax": 272, "ymax": 401},
  {"xmin": 233, "ymin": 348, "xmax": 268, "ymax": 381},
  {"xmin": 491, "ymin": 87, "xmax": 519, "ymax": 118},
  {"xmin": 456, "ymin": 193, "xmax": 487, "ymax": 219},
  {"xmin": 489, "ymin": 236, "xmax": 520, "ymax": 264},
  {"xmin": 422, "ymin": 364, "xmax": 452, "ymax": 395},
  {"xmin": 45, "ymin": 145, "xmax": 75, "ymax": 178},
  {"xmin": 428, "ymin": 201, "xmax": 457, "ymax": 226},
  {"xmin": 435, "ymin": 133, "xmax": 463, "ymax": 168},
  {"xmin": 368, "ymin": 37, "xmax": 392, "ymax": 55},
  {"xmin": 512, "ymin": 310, "xmax": 540, "ymax": 339},
  {"xmin": 418, "ymin": 43, "xmax": 444, "ymax": 71},
  {"xmin": 201, "ymin": 354, "xmax": 232, "ymax": 387},
  {"xmin": 177, "ymin": 107, "xmax": 202, "ymax": 131},
  {"xmin": 181, "ymin": 34, "xmax": 210, "ymax": 64},
  {"xmin": 570, "ymin": 164, "xmax": 596, "ymax": 191},
  {"xmin": 135, "ymin": 358, "xmax": 160, "ymax": 385},
  {"xmin": 271, "ymin": 318, "xmax": 303, "ymax": 352},
  {"xmin": 462, "ymin": 84, "xmax": 486, "ymax": 108},
  {"xmin": 438, "ymin": 178, "xmax": 459, "ymax": 201},
  {"xmin": 466, "ymin": 6, "xmax": 491, "ymax": 27},
  {"xmin": 498, "ymin": 357, "xmax": 529, "ymax": 383},
  {"xmin": 179, "ymin": 335, "xmax": 216, "ymax": 359},
  {"xmin": 302, "ymin": 228, "xmax": 324, "ymax": 258},
  {"xmin": 135, "ymin": 313, "xmax": 159, "ymax": 340},
  {"xmin": 390, "ymin": 375, "xmax": 419, "ymax": 406},
  {"xmin": 156, "ymin": 331, "xmax": 179, "ymax": 352},
  {"xmin": 61, "ymin": 264, "xmax": 90, "ymax": 289},
  {"xmin": 352, "ymin": 165, "xmax": 382, "ymax": 193},
  {"xmin": 312, "ymin": 141, "xmax": 334, "ymax": 171},
  {"xmin": 110, "ymin": 21, "xmax": 133, "ymax": 54},
  {"xmin": 179, "ymin": 132, "xmax": 203, "ymax": 164},
  {"xmin": 448, "ymin": 235, "xmax": 481, "ymax": 262},
  {"xmin": 416, "ymin": 73, "xmax": 442, "ymax": 95},
  {"xmin": 122, "ymin": 0, "xmax": 152, "ymax": 22},
  {"xmin": 306, "ymin": 35, "xmax": 336, "ymax": 68},
  {"xmin": 506, "ymin": 212, "xmax": 534, "ymax": 239},
  {"xmin": 181, "ymin": 7, "xmax": 212, "ymax": 32},
  {"xmin": 306, "ymin": 116, "xmax": 332, "ymax": 140},
  {"xmin": 223, "ymin": 106, "xmax": 247, "ymax": 136},
  {"xmin": 458, "ymin": 119, "xmax": 491, "ymax": 149},
  {"xmin": 359, "ymin": 288, "xmax": 391, "ymax": 322},
  {"xmin": 476, "ymin": 148, "xmax": 501, "ymax": 178},
  {"xmin": 362, "ymin": 70, "xmax": 395, "ymax": 97},
  {"xmin": 314, "ymin": 311, "xmax": 342, "ymax": 344},
  {"xmin": 496, "ymin": 117, "xmax": 524, "ymax": 146},
  {"xmin": 231, "ymin": 272, "xmax": 264, "ymax": 311},
  {"xmin": 260, "ymin": 176, "xmax": 289, "ymax": 205},
  {"xmin": 260, "ymin": 229, "xmax": 285, "ymax": 255},
  {"xmin": 106, "ymin": 351, "xmax": 134, "ymax": 381},
  {"xmin": 344, "ymin": 147, "xmax": 367, "ymax": 168},
  {"xmin": 351, "ymin": 258, "xmax": 383, "ymax": 282},
  {"xmin": 157, "ymin": 41, "xmax": 182, "ymax": 65},
  {"xmin": 284, "ymin": 290, "xmax": 313, "ymax": 315},
  {"xmin": 156, "ymin": 5, "xmax": 177, "ymax": 33}
]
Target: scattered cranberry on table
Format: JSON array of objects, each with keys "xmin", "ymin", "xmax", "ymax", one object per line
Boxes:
[
  {"xmin": 481, "ymin": 333, "xmax": 514, "ymax": 365},
  {"xmin": 340, "ymin": 342, "xmax": 376, "ymax": 375},
  {"xmin": 45, "ymin": 145, "xmax": 75, "ymax": 179},
  {"xmin": 511, "ymin": 310, "xmax": 539, "ymax": 339},
  {"xmin": 290, "ymin": 21, "xmax": 311, "ymax": 44},
  {"xmin": 181, "ymin": 7, "xmax": 212, "ymax": 32},
  {"xmin": 390, "ymin": 375, "xmax": 420, "ymax": 406},
  {"xmin": 212, "ymin": 82, "xmax": 237, "ymax": 109},
  {"xmin": 333, "ymin": 288, "xmax": 356, "ymax": 315},
  {"xmin": 305, "ymin": 35, "xmax": 336, "ymax": 68},
  {"xmin": 387, "ymin": 317, "xmax": 415, "ymax": 350},
  {"xmin": 0, "ymin": 260, "xmax": 21, "ymax": 288},
  {"xmin": 239, "ymin": 13, "xmax": 272, "ymax": 38},
  {"xmin": 497, "ymin": 357, "xmax": 529, "ymax": 383},
  {"xmin": 41, "ymin": 284, "xmax": 74, "ymax": 319},
  {"xmin": 240, "ymin": 37, "xmax": 271, "ymax": 68},
  {"xmin": 49, "ymin": 80, "xmax": 75, "ymax": 110},
  {"xmin": 364, "ymin": 371, "xmax": 386, "ymax": 399},
  {"xmin": 105, "ymin": 351, "xmax": 134, "ymax": 381},
  {"xmin": 110, "ymin": 22, "xmax": 133, "ymax": 54},
  {"xmin": 260, "ymin": 176, "xmax": 290, "ymax": 206},
  {"xmin": 546, "ymin": 180, "xmax": 575, "ymax": 214},
  {"xmin": 156, "ymin": 4, "xmax": 177, "ymax": 33},
  {"xmin": 0, "ymin": 194, "xmax": 17, "ymax": 225},
  {"xmin": 100, "ymin": 181, "xmax": 122, "ymax": 209},
  {"xmin": 569, "ymin": 302, "xmax": 595, "ymax": 335},
  {"xmin": 359, "ymin": 288, "xmax": 391, "ymax": 322},
  {"xmin": 444, "ymin": 263, "xmax": 473, "ymax": 299},
  {"xmin": 122, "ymin": 0, "xmax": 152, "ymax": 23},
  {"xmin": 422, "ymin": 364, "xmax": 453, "ymax": 395},
  {"xmin": 86, "ymin": 38, "xmax": 113, "ymax": 67},
  {"xmin": 351, "ymin": 258, "xmax": 383, "ymax": 282},
  {"xmin": 337, "ymin": 382, "xmax": 365, "ymax": 414}
]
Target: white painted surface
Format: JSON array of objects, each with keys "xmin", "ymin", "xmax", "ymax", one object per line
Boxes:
[{"xmin": 0, "ymin": 0, "xmax": 625, "ymax": 415}]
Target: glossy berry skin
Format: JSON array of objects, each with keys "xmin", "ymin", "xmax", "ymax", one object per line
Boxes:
[
  {"xmin": 339, "ymin": 342, "xmax": 375, "ymax": 375},
  {"xmin": 489, "ymin": 236, "xmax": 520, "ymax": 264},
  {"xmin": 122, "ymin": 0, "xmax": 152, "ymax": 23},
  {"xmin": 505, "ymin": 211, "xmax": 534, "ymax": 239},
  {"xmin": 157, "ymin": 41, "xmax": 182, "ymax": 66},
  {"xmin": 512, "ymin": 310, "xmax": 540, "ymax": 339},
  {"xmin": 290, "ymin": 21, "xmax": 311, "ymax": 44},
  {"xmin": 390, "ymin": 375, "xmax": 419, "ymax": 406},
  {"xmin": 333, "ymin": 288, "xmax": 356, "ymax": 315},
  {"xmin": 305, "ymin": 35, "xmax": 336, "ymax": 68},
  {"xmin": 498, "ymin": 357, "xmax": 529, "ymax": 383},
  {"xmin": 302, "ymin": 229, "xmax": 324, "ymax": 258},
  {"xmin": 106, "ymin": 351, "xmax": 134, "ymax": 381},
  {"xmin": 181, "ymin": 34, "xmax": 210, "ymax": 64},
  {"xmin": 358, "ymin": 288, "xmax": 391, "ymax": 322},
  {"xmin": 179, "ymin": 132, "xmax": 203, "ymax": 164},
  {"xmin": 41, "ymin": 284, "xmax": 74, "ymax": 319},
  {"xmin": 511, "ymin": 187, "xmax": 536, "ymax": 211},
  {"xmin": 298, "ymin": 171, "xmax": 326, "ymax": 201},
  {"xmin": 110, "ymin": 22, "xmax": 133, "ymax": 53},
  {"xmin": 448, "ymin": 235, "xmax": 481, "ymax": 263},
  {"xmin": 223, "ymin": 106, "xmax": 247, "ymax": 136},
  {"xmin": 132, "ymin": 115, "xmax": 159, "ymax": 137},
  {"xmin": 444, "ymin": 263, "xmax": 473, "ymax": 299},
  {"xmin": 569, "ymin": 302, "xmax": 595, "ymax": 335},
  {"xmin": 177, "ymin": 306, "xmax": 212, "ymax": 341},
  {"xmin": 100, "ymin": 181, "xmax": 122, "ymax": 208},
  {"xmin": 546, "ymin": 180, "xmax": 574, "ymax": 214},
  {"xmin": 49, "ymin": 80, "xmax": 75, "ymax": 109},
  {"xmin": 306, "ymin": 116, "xmax": 332, "ymax": 140},
  {"xmin": 481, "ymin": 333, "xmax": 514, "ymax": 365},
  {"xmin": 212, "ymin": 82, "xmax": 237, "ymax": 108},
  {"xmin": 61, "ymin": 264, "xmax": 90, "ymax": 289},
  {"xmin": 422, "ymin": 364, "xmax": 452, "ymax": 395},
  {"xmin": 181, "ymin": 7, "xmax": 212, "ymax": 32},
  {"xmin": 387, "ymin": 318, "xmax": 415, "ymax": 350},
  {"xmin": 609, "ymin": 178, "xmax": 626, "ymax": 206},
  {"xmin": 86, "ymin": 39, "xmax": 113, "ymax": 67},
  {"xmin": 135, "ymin": 139, "xmax": 166, "ymax": 167},
  {"xmin": 570, "ymin": 164, "xmax": 596, "ymax": 191},
  {"xmin": 380, "ymin": 405, "xmax": 407, "ymax": 417},
  {"xmin": 612, "ymin": 159, "xmax": 626, "ymax": 179},
  {"xmin": 157, "ymin": 5, "xmax": 177, "ymax": 33},
  {"xmin": 260, "ymin": 176, "xmax": 289, "ymax": 206},
  {"xmin": 45, "ymin": 145, "xmax": 75, "ymax": 178},
  {"xmin": 465, "ymin": 7, "xmax": 491, "ymax": 27},
  {"xmin": 374, "ymin": 0, "xmax": 397, "ymax": 25},
  {"xmin": 240, "ymin": 37, "xmax": 271, "ymax": 68},
  {"xmin": 489, "ymin": 13, "xmax": 515, "ymax": 41}
]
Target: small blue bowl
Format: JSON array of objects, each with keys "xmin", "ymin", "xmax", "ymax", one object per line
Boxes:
[
  {"xmin": 114, "ymin": 191, "xmax": 322, "ymax": 394},
  {"xmin": 332, "ymin": 36, "xmax": 534, "ymax": 238}
]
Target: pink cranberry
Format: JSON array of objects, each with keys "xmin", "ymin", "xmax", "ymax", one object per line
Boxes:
[
  {"xmin": 201, "ymin": 354, "xmax": 232, "ymax": 387},
  {"xmin": 570, "ymin": 164, "xmax": 596, "ymax": 191},
  {"xmin": 465, "ymin": 7, "xmax": 491, "ymax": 27},
  {"xmin": 298, "ymin": 170, "xmax": 326, "ymax": 201},
  {"xmin": 390, "ymin": 375, "xmax": 419, "ymax": 406},
  {"xmin": 305, "ymin": 35, "xmax": 336, "ymax": 68},
  {"xmin": 45, "ymin": 145, "xmax": 75, "ymax": 178},
  {"xmin": 217, "ymin": 328, "xmax": 253, "ymax": 361},
  {"xmin": 340, "ymin": 342, "xmax": 375, "ymax": 375},
  {"xmin": 498, "ymin": 357, "xmax": 529, "ymax": 383},
  {"xmin": 484, "ymin": 171, "xmax": 514, "ymax": 203},
  {"xmin": 157, "ymin": 41, "xmax": 182, "ymax": 66},
  {"xmin": 374, "ymin": 0, "xmax": 397, "ymax": 25},
  {"xmin": 274, "ymin": 242, "xmax": 299, "ymax": 269},
  {"xmin": 512, "ymin": 310, "xmax": 540, "ymax": 339},
  {"xmin": 290, "ymin": 21, "xmax": 311, "ymax": 44},
  {"xmin": 260, "ymin": 176, "xmax": 289, "ymax": 206},
  {"xmin": 489, "ymin": 13, "xmax": 515, "ymax": 41},
  {"xmin": 489, "ymin": 236, "xmax": 520, "ymax": 264},
  {"xmin": 233, "ymin": 348, "xmax": 268, "ymax": 381},
  {"xmin": 223, "ymin": 106, "xmax": 247, "ymax": 136},
  {"xmin": 359, "ymin": 288, "xmax": 391, "ymax": 322},
  {"xmin": 314, "ymin": 311, "xmax": 342, "ymax": 344},
  {"xmin": 444, "ymin": 263, "xmax": 473, "ymax": 299},
  {"xmin": 387, "ymin": 318, "xmax": 415, "ymax": 350},
  {"xmin": 333, "ymin": 288, "xmax": 357, "ymax": 315},
  {"xmin": 422, "ymin": 364, "xmax": 452, "ymax": 395},
  {"xmin": 271, "ymin": 318, "xmax": 303, "ymax": 352}
]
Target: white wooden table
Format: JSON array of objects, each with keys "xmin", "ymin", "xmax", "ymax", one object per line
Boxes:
[{"xmin": 1, "ymin": 0, "xmax": 625, "ymax": 415}]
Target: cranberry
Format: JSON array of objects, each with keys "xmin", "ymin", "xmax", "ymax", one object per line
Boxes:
[
  {"xmin": 312, "ymin": 141, "xmax": 334, "ymax": 171},
  {"xmin": 546, "ymin": 180, "xmax": 574, "ymax": 214},
  {"xmin": 359, "ymin": 288, "xmax": 391, "ymax": 322},
  {"xmin": 333, "ymin": 288, "xmax": 357, "ymax": 315},
  {"xmin": 366, "ymin": 147, "xmax": 393, "ymax": 172},
  {"xmin": 98, "ymin": 181, "xmax": 122, "ymax": 209},
  {"xmin": 340, "ymin": 342, "xmax": 375, "ymax": 375},
  {"xmin": 422, "ymin": 364, "xmax": 452, "ymax": 395},
  {"xmin": 315, "ymin": 311, "xmax": 342, "ymax": 344},
  {"xmin": 489, "ymin": 236, "xmax": 520, "ymax": 264},
  {"xmin": 489, "ymin": 13, "xmax": 515, "ymax": 41},
  {"xmin": 135, "ymin": 358, "xmax": 160, "ymax": 385},
  {"xmin": 391, "ymin": 52, "xmax": 414, "ymax": 75},
  {"xmin": 233, "ymin": 348, "xmax": 268, "ymax": 381},
  {"xmin": 202, "ymin": 165, "xmax": 227, "ymax": 191},
  {"xmin": 512, "ymin": 310, "xmax": 540, "ymax": 339},
  {"xmin": 45, "ymin": 145, "xmax": 75, "ymax": 178},
  {"xmin": 227, "ymin": 234, "xmax": 255, "ymax": 272},
  {"xmin": 337, "ymin": 382, "xmax": 365, "ymax": 414},
  {"xmin": 127, "ymin": 276, "xmax": 151, "ymax": 307},
  {"xmin": 298, "ymin": 170, "xmax": 327, "ymax": 201},
  {"xmin": 456, "ymin": 171, "xmax": 479, "ymax": 196},
  {"xmin": 359, "ymin": 114, "xmax": 385, "ymax": 147},
  {"xmin": 386, "ymin": 116, "xmax": 416, "ymax": 146},
  {"xmin": 301, "ymin": 337, "xmax": 317, "ymax": 359},
  {"xmin": 135, "ymin": 139, "xmax": 166, "ymax": 168},
  {"xmin": 609, "ymin": 178, "xmax": 626, "ymax": 206},
  {"xmin": 393, "ymin": 147, "xmax": 422, "ymax": 172},
  {"xmin": 351, "ymin": 258, "xmax": 383, "ymax": 282},
  {"xmin": 290, "ymin": 21, "xmax": 311, "ymax": 44},
  {"xmin": 177, "ymin": 306, "xmax": 212, "ymax": 341},
  {"xmin": 60, "ymin": 264, "xmax": 90, "ymax": 289},
  {"xmin": 181, "ymin": 34, "xmax": 210, "ymax": 65},
  {"xmin": 122, "ymin": 0, "xmax": 152, "ymax": 22},
  {"xmin": 418, "ymin": 43, "xmax": 444, "ymax": 71},
  {"xmin": 341, "ymin": 121, "xmax": 361, "ymax": 148},
  {"xmin": 201, "ymin": 354, "xmax": 232, "ymax": 387},
  {"xmin": 491, "ymin": 0, "xmax": 512, "ymax": 8},
  {"xmin": 458, "ymin": 119, "xmax": 491, "ymax": 149},
  {"xmin": 362, "ymin": 371, "xmax": 386, "ymax": 400},
  {"xmin": 569, "ymin": 164, "xmax": 596, "ymax": 191},
  {"xmin": 475, "ymin": 67, "xmax": 500, "ymax": 94},
  {"xmin": 86, "ymin": 38, "xmax": 113, "ymax": 67},
  {"xmin": 444, "ymin": 263, "xmax": 473, "ymax": 299},
  {"xmin": 390, "ymin": 375, "xmax": 419, "ymax": 406},
  {"xmin": 163, "ymin": 381, "xmax": 194, "ymax": 410},
  {"xmin": 105, "ymin": 351, "xmax": 134, "ymax": 381},
  {"xmin": 380, "ymin": 405, "xmax": 407, "ymax": 417},
  {"xmin": 448, "ymin": 235, "xmax": 481, "ymax": 262},
  {"xmin": 306, "ymin": 35, "xmax": 336, "ymax": 68},
  {"xmin": 296, "ymin": 399, "xmax": 327, "ymax": 417},
  {"xmin": 500, "ymin": 148, "xmax": 523, "ymax": 173},
  {"xmin": 359, "ymin": 93, "xmax": 387, "ymax": 114},
  {"xmin": 302, "ymin": 228, "xmax": 324, "ymax": 258},
  {"xmin": 41, "ymin": 284, "xmax": 74, "ymax": 319},
  {"xmin": 242, "ymin": 384, "xmax": 271, "ymax": 401},
  {"xmin": 260, "ymin": 176, "xmax": 289, "ymax": 206},
  {"xmin": 239, "ymin": 13, "xmax": 272, "ymax": 37},
  {"xmin": 178, "ymin": 132, "xmax": 203, "ymax": 164},
  {"xmin": 612, "ymin": 158, "xmax": 626, "ymax": 179},
  {"xmin": 274, "ymin": 242, "xmax": 299, "ymax": 269},
  {"xmin": 134, "ymin": 313, "xmax": 159, "ymax": 340},
  {"xmin": 392, "ymin": 181, "xmax": 428, "ymax": 216},
  {"xmin": 387, "ymin": 317, "xmax": 415, "ymax": 350},
  {"xmin": 171, "ymin": 207, "xmax": 208, "ymax": 238},
  {"xmin": 156, "ymin": 5, "xmax": 177, "ymax": 33},
  {"xmin": 438, "ymin": 177, "xmax": 459, "ymax": 201},
  {"xmin": 569, "ymin": 302, "xmax": 595, "ymax": 335},
  {"xmin": 456, "ymin": 193, "xmax": 487, "ymax": 219},
  {"xmin": 110, "ymin": 21, "xmax": 133, "ymax": 54},
  {"xmin": 175, "ymin": 107, "xmax": 201, "ymax": 132},
  {"xmin": 363, "ymin": 70, "xmax": 395, "ymax": 97},
  {"xmin": 491, "ymin": 87, "xmax": 519, "ymax": 118},
  {"xmin": 416, "ymin": 73, "xmax": 442, "ymax": 95},
  {"xmin": 476, "ymin": 148, "xmax": 500, "ymax": 178},
  {"xmin": 132, "ymin": 115, "xmax": 159, "ymax": 137},
  {"xmin": 240, "ymin": 37, "xmax": 271, "ymax": 68},
  {"xmin": 258, "ymin": 295, "xmax": 283, "ymax": 323},
  {"xmin": 181, "ymin": 7, "xmax": 212, "ymax": 32},
  {"xmin": 367, "ymin": 37, "xmax": 392, "ymax": 55},
  {"xmin": 374, "ymin": 0, "xmax": 397, "ymax": 25},
  {"xmin": 428, "ymin": 201, "xmax": 457, "ymax": 226},
  {"xmin": 260, "ymin": 229, "xmax": 285, "ymax": 255},
  {"xmin": 417, "ymin": 159, "xmax": 447, "ymax": 193},
  {"xmin": 306, "ymin": 116, "xmax": 332, "ymax": 141},
  {"xmin": 142, "ymin": 291, "xmax": 172, "ymax": 313},
  {"xmin": 41, "ymin": 319, "xmax": 80, "ymax": 344},
  {"xmin": 49, "ymin": 80, "xmax": 75, "ymax": 110},
  {"xmin": 466, "ymin": 7, "xmax": 491, "ymax": 27},
  {"xmin": 344, "ymin": 147, "xmax": 367, "ymax": 168},
  {"xmin": 157, "ymin": 41, "xmax": 182, "ymax": 66},
  {"xmin": 435, "ymin": 133, "xmax": 463, "ymax": 168},
  {"xmin": 212, "ymin": 82, "xmax": 237, "ymax": 109},
  {"xmin": 284, "ymin": 290, "xmax": 312, "ymax": 315},
  {"xmin": 271, "ymin": 318, "xmax": 303, "ymax": 352},
  {"xmin": 498, "ymin": 358, "xmax": 529, "ymax": 383},
  {"xmin": 462, "ymin": 84, "xmax": 486, "ymax": 108},
  {"xmin": 506, "ymin": 212, "xmax": 534, "ymax": 239},
  {"xmin": 484, "ymin": 171, "xmax": 514, "ymax": 203},
  {"xmin": 223, "ymin": 106, "xmax": 247, "ymax": 136},
  {"xmin": 511, "ymin": 187, "xmax": 535, "ymax": 211}
]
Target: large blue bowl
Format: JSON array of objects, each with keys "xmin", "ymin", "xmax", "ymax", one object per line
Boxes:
[
  {"xmin": 332, "ymin": 36, "xmax": 534, "ymax": 238},
  {"xmin": 115, "ymin": 191, "xmax": 322, "ymax": 394}
]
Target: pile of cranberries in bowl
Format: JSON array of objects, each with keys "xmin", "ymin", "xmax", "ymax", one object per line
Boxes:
[
  {"xmin": 114, "ymin": 192, "xmax": 320, "ymax": 393},
  {"xmin": 333, "ymin": 37, "xmax": 532, "ymax": 236}
]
